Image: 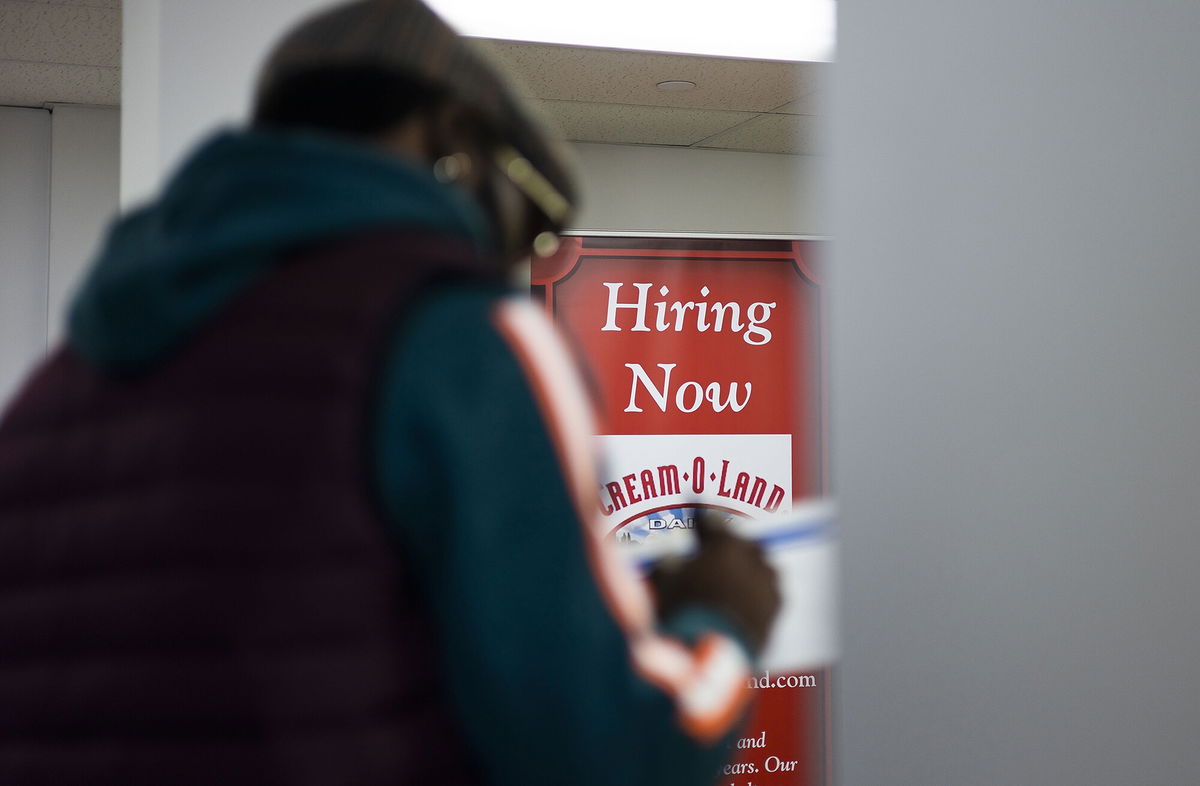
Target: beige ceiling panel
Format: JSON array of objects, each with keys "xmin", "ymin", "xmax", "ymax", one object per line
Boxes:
[
  {"xmin": 537, "ymin": 99, "xmax": 757, "ymax": 147},
  {"xmin": 0, "ymin": 60, "xmax": 118, "ymax": 107},
  {"xmin": 0, "ymin": 1, "xmax": 120, "ymax": 67},
  {"xmin": 477, "ymin": 39, "xmax": 801, "ymax": 113},
  {"xmin": 695, "ymin": 113, "xmax": 823, "ymax": 156},
  {"xmin": 771, "ymin": 90, "xmax": 824, "ymax": 116},
  {"xmin": 20, "ymin": 1, "xmax": 120, "ymax": 7},
  {"xmin": 791, "ymin": 61, "xmax": 830, "ymax": 99}
]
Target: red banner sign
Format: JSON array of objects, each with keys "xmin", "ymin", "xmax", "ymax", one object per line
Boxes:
[{"xmin": 533, "ymin": 236, "xmax": 831, "ymax": 786}]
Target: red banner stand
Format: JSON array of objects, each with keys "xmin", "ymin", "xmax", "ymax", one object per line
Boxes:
[{"xmin": 533, "ymin": 235, "xmax": 831, "ymax": 786}]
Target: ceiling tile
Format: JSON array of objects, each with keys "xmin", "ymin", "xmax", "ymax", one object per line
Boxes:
[
  {"xmin": 20, "ymin": 0, "xmax": 120, "ymax": 7},
  {"xmin": 792, "ymin": 61, "xmax": 831, "ymax": 98},
  {"xmin": 477, "ymin": 39, "xmax": 802, "ymax": 113},
  {"xmin": 694, "ymin": 113, "xmax": 824, "ymax": 155},
  {"xmin": 535, "ymin": 99, "xmax": 758, "ymax": 147},
  {"xmin": 0, "ymin": 1, "xmax": 120, "ymax": 68},
  {"xmin": 771, "ymin": 90, "xmax": 824, "ymax": 116},
  {"xmin": 0, "ymin": 59, "xmax": 118, "ymax": 106}
]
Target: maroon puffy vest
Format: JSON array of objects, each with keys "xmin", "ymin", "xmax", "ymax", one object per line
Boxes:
[{"xmin": 0, "ymin": 229, "xmax": 488, "ymax": 785}]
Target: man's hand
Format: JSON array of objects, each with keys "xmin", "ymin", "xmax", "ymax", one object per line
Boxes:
[{"xmin": 647, "ymin": 510, "xmax": 782, "ymax": 656}]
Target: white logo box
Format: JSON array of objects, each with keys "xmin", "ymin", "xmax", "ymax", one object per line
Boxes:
[{"xmin": 597, "ymin": 433, "xmax": 838, "ymax": 672}]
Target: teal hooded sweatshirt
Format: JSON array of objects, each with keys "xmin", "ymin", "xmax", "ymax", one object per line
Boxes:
[{"xmin": 67, "ymin": 128, "xmax": 754, "ymax": 786}]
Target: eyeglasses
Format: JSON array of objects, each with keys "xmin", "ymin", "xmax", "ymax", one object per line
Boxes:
[
  {"xmin": 492, "ymin": 145, "xmax": 571, "ymax": 257},
  {"xmin": 492, "ymin": 146, "xmax": 571, "ymax": 226}
]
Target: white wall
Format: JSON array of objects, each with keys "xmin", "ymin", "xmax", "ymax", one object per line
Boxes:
[
  {"xmin": 834, "ymin": 1, "xmax": 1200, "ymax": 783},
  {"xmin": 122, "ymin": 0, "xmax": 329, "ymax": 207},
  {"xmin": 48, "ymin": 104, "xmax": 120, "ymax": 343},
  {"xmin": 569, "ymin": 142, "xmax": 824, "ymax": 237},
  {"xmin": 0, "ymin": 107, "xmax": 51, "ymax": 407},
  {"xmin": 0, "ymin": 104, "xmax": 119, "ymax": 409}
]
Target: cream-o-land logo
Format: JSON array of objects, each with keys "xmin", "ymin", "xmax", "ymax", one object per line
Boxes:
[{"xmin": 597, "ymin": 433, "xmax": 793, "ymax": 545}]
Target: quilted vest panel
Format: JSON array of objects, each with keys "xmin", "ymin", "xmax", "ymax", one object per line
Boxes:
[{"xmin": 0, "ymin": 229, "xmax": 488, "ymax": 785}]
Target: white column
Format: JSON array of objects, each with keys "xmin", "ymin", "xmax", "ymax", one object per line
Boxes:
[
  {"xmin": 0, "ymin": 107, "xmax": 51, "ymax": 407},
  {"xmin": 120, "ymin": 0, "xmax": 329, "ymax": 206},
  {"xmin": 834, "ymin": 1, "xmax": 1200, "ymax": 783},
  {"xmin": 120, "ymin": 0, "xmax": 160, "ymax": 208}
]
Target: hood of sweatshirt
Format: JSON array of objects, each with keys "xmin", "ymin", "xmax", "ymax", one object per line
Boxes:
[{"xmin": 68, "ymin": 128, "xmax": 490, "ymax": 374}]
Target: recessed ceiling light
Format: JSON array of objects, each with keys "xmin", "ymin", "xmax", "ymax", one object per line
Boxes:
[{"xmin": 656, "ymin": 80, "xmax": 697, "ymax": 92}]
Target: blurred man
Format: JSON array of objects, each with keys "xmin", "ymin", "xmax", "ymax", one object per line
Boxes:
[{"xmin": 0, "ymin": 1, "xmax": 779, "ymax": 784}]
